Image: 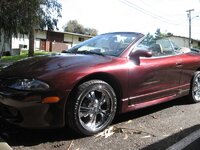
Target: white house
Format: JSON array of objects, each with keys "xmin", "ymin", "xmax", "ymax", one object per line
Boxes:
[
  {"xmin": 168, "ymin": 35, "xmax": 200, "ymax": 48},
  {"xmin": 12, "ymin": 34, "xmax": 29, "ymax": 50},
  {"xmin": 0, "ymin": 30, "xmax": 93, "ymax": 56},
  {"xmin": 12, "ymin": 30, "xmax": 93, "ymax": 52}
]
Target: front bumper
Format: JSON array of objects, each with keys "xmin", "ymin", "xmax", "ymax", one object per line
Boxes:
[{"xmin": 0, "ymin": 88, "xmax": 66, "ymax": 129}]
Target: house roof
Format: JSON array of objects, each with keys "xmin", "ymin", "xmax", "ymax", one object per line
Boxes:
[
  {"xmin": 35, "ymin": 29, "xmax": 94, "ymax": 38},
  {"xmin": 169, "ymin": 35, "xmax": 200, "ymax": 42}
]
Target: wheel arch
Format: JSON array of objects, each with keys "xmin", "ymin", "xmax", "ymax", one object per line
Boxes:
[
  {"xmin": 189, "ymin": 70, "xmax": 200, "ymax": 103},
  {"xmin": 187, "ymin": 69, "xmax": 200, "ymax": 90},
  {"xmin": 191, "ymin": 68, "xmax": 200, "ymax": 84},
  {"xmin": 189, "ymin": 68, "xmax": 200, "ymax": 84},
  {"xmin": 66, "ymin": 72, "xmax": 123, "ymax": 113}
]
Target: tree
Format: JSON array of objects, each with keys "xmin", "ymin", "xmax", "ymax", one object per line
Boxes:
[
  {"xmin": 64, "ymin": 20, "xmax": 84, "ymax": 34},
  {"xmin": 64, "ymin": 20, "xmax": 98, "ymax": 36},
  {"xmin": 154, "ymin": 28, "xmax": 163, "ymax": 39},
  {"xmin": 145, "ymin": 33, "xmax": 155, "ymax": 45},
  {"xmin": 166, "ymin": 32, "xmax": 173, "ymax": 36},
  {"xmin": 84, "ymin": 28, "xmax": 98, "ymax": 36},
  {"xmin": 0, "ymin": 0, "xmax": 62, "ymax": 57},
  {"xmin": 154, "ymin": 28, "xmax": 173, "ymax": 39}
]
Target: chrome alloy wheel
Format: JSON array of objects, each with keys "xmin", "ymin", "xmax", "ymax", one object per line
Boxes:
[
  {"xmin": 192, "ymin": 72, "xmax": 200, "ymax": 101},
  {"xmin": 78, "ymin": 86, "xmax": 115, "ymax": 132}
]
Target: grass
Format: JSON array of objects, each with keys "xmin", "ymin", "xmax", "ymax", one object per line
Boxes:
[
  {"xmin": 0, "ymin": 51, "xmax": 51, "ymax": 63},
  {"xmin": 0, "ymin": 51, "xmax": 58, "ymax": 69}
]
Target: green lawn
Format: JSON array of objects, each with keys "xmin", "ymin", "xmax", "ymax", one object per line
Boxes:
[
  {"xmin": 0, "ymin": 51, "xmax": 58, "ymax": 69},
  {"xmin": 0, "ymin": 51, "xmax": 51, "ymax": 63}
]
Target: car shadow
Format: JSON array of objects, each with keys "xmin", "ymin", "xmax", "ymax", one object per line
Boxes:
[
  {"xmin": 142, "ymin": 124, "xmax": 200, "ymax": 150},
  {"xmin": 113, "ymin": 96, "xmax": 189, "ymax": 125},
  {"xmin": 0, "ymin": 121, "xmax": 82, "ymax": 146},
  {"xmin": 0, "ymin": 96, "xmax": 191, "ymax": 147}
]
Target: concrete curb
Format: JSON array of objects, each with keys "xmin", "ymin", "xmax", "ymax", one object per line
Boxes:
[{"xmin": 0, "ymin": 138, "xmax": 12, "ymax": 150}]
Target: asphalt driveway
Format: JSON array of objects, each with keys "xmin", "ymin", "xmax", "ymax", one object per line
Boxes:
[{"xmin": 1, "ymin": 97, "xmax": 200, "ymax": 150}]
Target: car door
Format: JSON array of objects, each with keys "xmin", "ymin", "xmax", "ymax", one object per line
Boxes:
[{"xmin": 128, "ymin": 38, "xmax": 182, "ymax": 105}]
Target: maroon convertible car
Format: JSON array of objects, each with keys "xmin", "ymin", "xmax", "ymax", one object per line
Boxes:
[{"xmin": 0, "ymin": 32, "xmax": 200, "ymax": 135}]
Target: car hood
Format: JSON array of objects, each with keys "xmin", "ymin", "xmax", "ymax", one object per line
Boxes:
[{"xmin": 0, "ymin": 53, "xmax": 112, "ymax": 78}]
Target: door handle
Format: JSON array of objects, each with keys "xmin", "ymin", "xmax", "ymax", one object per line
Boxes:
[{"xmin": 176, "ymin": 62, "xmax": 182, "ymax": 67}]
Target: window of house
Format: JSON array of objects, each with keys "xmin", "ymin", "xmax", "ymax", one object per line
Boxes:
[{"xmin": 78, "ymin": 37, "xmax": 85, "ymax": 42}]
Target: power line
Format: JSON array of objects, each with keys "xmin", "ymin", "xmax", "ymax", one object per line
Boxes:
[
  {"xmin": 139, "ymin": 0, "xmax": 185, "ymax": 17},
  {"xmin": 119, "ymin": 0, "xmax": 185, "ymax": 25},
  {"xmin": 120, "ymin": 0, "xmax": 172, "ymax": 23}
]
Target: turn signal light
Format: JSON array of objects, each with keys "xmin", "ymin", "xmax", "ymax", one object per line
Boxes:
[{"xmin": 42, "ymin": 97, "xmax": 60, "ymax": 103}]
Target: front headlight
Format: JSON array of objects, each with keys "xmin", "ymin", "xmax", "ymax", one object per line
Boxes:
[{"xmin": 8, "ymin": 79, "xmax": 49, "ymax": 91}]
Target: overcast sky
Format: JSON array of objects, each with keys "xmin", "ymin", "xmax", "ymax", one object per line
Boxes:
[{"xmin": 58, "ymin": 0, "xmax": 200, "ymax": 39}]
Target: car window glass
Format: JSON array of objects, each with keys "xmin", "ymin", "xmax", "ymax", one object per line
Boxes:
[
  {"xmin": 135, "ymin": 37, "xmax": 175, "ymax": 57},
  {"xmin": 156, "ymin": 39, "xmax": 174, "ymax": 56},
  {"xmin": 171, "ymin": 41, "xmax": 182, "ymax": 54},
  {"xmin": 67, "ymin": 33, "xmax": 138, "ymax": 57}
]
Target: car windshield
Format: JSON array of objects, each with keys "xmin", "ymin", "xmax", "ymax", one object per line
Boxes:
[{"xmin": 64, "ymin": 33, "xmax": 138, "ymax": 57}]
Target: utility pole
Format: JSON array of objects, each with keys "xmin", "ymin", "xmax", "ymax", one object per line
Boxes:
[{"xmin": 186, "ymin": 9, "xmax": 194, "ymax": 49}]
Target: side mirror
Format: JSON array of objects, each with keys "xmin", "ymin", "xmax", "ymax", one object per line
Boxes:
[
  {"xmin": 129, "ymin": 50, "xmax": 152, "ymax": 65},
  {"xmin": 131, "ymin": 50, "xmax": 152, "ymax": 57}
]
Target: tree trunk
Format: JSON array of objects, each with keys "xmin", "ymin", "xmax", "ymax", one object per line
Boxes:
[
  {"xmin": 0, "ymin": 29, "xmax": 5, "ymax": 58},
  {"xmin": 28, "ymin": 28, "xmax": 35, "ymax": 57},
  {"xmin": 0, "ymin": 29, "xmax": 12, "ymax": 58}
]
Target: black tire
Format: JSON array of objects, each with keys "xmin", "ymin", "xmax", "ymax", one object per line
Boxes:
[
  {"xmin": 67, "ymin": 80, "xmax": 117, "ymax": 135},
  {"xmin": 189, "ymin": 71, "xmax": 200, "ymax": 103}
]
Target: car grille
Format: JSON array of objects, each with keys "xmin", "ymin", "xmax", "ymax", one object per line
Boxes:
[{"xmin": 0, "ymin": 103, "xmax": 23, "ymax": 123}]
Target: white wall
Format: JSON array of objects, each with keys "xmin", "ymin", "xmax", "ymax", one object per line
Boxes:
[
  {"xmin": 64, "ymin": 34, "xmax": 91, "ymax": 49},
  {"xmin": 64, "ymin": 35, "xmax": 81, "ymax": 48},
  {"xmin": 35, "ymin": 30, "xmax": 46, "ymax": 39},
  {"xmin": 64, "ymin": 34, "xmax": 73, "ymax": 49},
  {"xmin": 12, "ymin": 34, "xmax": 29, "ymax": 49},
  {"xmin": 169, "ymin": 36, "xmax": 199, "ymax": 48},
  {"xmin": 64, "ymin": 34, "xmax": 73, "ymax": 43},
  {"xmin": 72, "ymin": 36, "xmax": 80, "ymax": 46},
  {"xmin": 169, "ymin": 37, "xmax": 189, "ymax": 47},
  {"xmin": 35, "ymin": 39, "xmax": 40, "ymax": 50},
  {"xmin": 11, "ymin": 31, "xmax": 92, "ymax": 50},
  {"xmin": 12, "ymin": 31, "xmax": 47, "ymax": 50}
]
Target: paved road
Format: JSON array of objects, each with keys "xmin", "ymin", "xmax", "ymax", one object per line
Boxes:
[
  {"xmin": 1, "ymin": 97, "xmax": 200, "ymax": 150},
  {"xmin": 167, "ymin": 128, "xmax": 200, "ymax": 150}
]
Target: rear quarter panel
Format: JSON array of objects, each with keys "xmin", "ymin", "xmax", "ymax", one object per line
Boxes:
[{"xmin": 180, "ymin": 52, "xmax": 200, "ymax": 85}]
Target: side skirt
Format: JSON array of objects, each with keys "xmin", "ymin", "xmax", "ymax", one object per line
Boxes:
[{"xmin": 121, "ymin": 84, "xmax": 190, "ymax": 113}]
